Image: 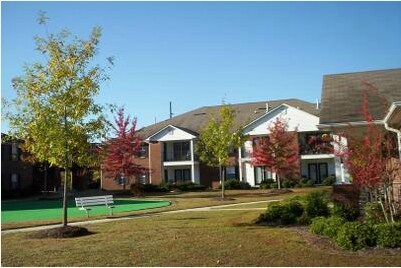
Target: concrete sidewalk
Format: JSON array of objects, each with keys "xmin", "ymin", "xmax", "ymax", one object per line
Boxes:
[{"xmin": 1, "ymin": 199, "xmax": 280, "ymax": 235}]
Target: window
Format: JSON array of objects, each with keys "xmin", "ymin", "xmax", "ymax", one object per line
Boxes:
[
  {"xmin": 11, "ymin": 174, "xmax": 19, "ymax": 190},
  {"xmin": 173, "ymin": 142, "xmax": 191, "ymax": 161},
  {"xmin": 117, "ymin": 174, "xmax": 127, "ymax": 185},
  {"xmin": 174, "ymin": 169, "xmax": 191, "ymax": 183},
  {"xmin": 11, "ymin": 143, "xmax": 19, "ymax": 161},
  {"xmin": 254, "ymin": 166, "xmax": 272, "ymax": 185},
  {"xmin": 136, "ymin": 173, "xmax": 149, "ymax": 184},
  {"xmin": 225, "ymin": 166, "xmax": 237, "ymax": 180},
  {"xmin": 138, "ymin": 144, "xmax": 149, "ymax": 158}
]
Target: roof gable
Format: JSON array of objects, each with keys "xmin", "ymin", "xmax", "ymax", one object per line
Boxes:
[
  {"xmin": 243, "ymin": 104, "xmax": 319, "ymax": 135},
  {"xmin": 145, "ymin": 125, "xmax": 196, "ymax": 142}
]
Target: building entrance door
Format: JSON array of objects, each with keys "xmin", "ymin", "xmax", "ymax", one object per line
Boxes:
[{"xmin": 308, "ymin": 163, "xmax": 328, "ymax": 184}]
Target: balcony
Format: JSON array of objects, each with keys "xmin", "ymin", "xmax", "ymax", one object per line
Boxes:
[
  {"xmin": 164, "ymin": 151, "xmax": 191, "ymax": 162},
  {"xmin": 299, "ymin": 133, "xmax": 334, "ymax": 156}
]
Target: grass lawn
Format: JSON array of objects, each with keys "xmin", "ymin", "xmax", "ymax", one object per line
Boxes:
[
  {"xmin": 1, "ymin": 188, "xmax": 318, "ymax": 229},
  {"xmin": 2, "ymin": 188, "xmax": 401, "ymax": 266},
  {"xmin": 1, "ymin": 199, "xmax": 170, "ymax": 223}
]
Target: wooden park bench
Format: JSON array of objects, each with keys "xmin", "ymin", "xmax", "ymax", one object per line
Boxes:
[{"xmin": 75, "ymin": 195, "xmax": 115, "ymax": 219}]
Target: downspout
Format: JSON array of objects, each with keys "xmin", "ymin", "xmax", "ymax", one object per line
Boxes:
[{"xmin": 384, "ymin": 121, "xmax": 401, "ymax": 160}]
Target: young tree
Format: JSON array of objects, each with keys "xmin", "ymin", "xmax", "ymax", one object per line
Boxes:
[
  {"xmin": 196, "ymin": 104, "xmax": 247, "ymax": 199},
  {"xmin": 251, "ymin": 117, "xmax": 299, "ymax": 189},
  {"xmin": 102, "ymin": 107, "xmax": 147, "ymax": 191},
  {"xmin": 3, "ymin": 12, "xmax": 110, "ymax": 227},
  {"xmin": 335, "ymin": 84, "xmax": 399, "ymax": 223}
]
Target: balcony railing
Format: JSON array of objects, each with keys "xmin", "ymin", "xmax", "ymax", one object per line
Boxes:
[
  {"xmin": 164, "ymin": 151, "xmax": 191, "ymax": 162},
  {"xmin": 299, "ymin": 143, "xmax": 333, "ymax": 155}
]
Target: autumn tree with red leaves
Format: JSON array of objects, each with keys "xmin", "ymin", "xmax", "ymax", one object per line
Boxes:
[
  {"xmin": 335, "ymin": 83, "xmax": 399, "ymax": 222},
  {"xmin": 102, "ymin": 107, "xmax": 147, "ymax": 190},
  {"xmin": 251, "ymin": 117, "xmax": 300, "ymax": 189}
]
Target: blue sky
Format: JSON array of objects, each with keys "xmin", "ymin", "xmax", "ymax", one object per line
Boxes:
[{"xmin": 2, "ymin": 1, "xmax": 401, "ymax": 131}]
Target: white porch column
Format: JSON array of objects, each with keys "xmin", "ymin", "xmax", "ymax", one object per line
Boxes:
[
  {"xmin": 238, "ymin": 146, "xmax": 243, "ymax": 181},
  {"xmin": 190, "ymin": 139, "xmax": 195, "ymax": 183}
]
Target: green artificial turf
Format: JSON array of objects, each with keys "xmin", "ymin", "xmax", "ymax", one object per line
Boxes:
[{"xmin": 1, "ymin": 198, "xmax": 170, "ymax": 223}]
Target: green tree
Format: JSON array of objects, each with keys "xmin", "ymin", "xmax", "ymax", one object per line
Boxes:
[
  {"xmin": 4, "ymin": 12, "xmax": 111, "ymax": 226},
  {"xmin": 196, "ymin": 104, "xmax": 247, "ymax": 199}
]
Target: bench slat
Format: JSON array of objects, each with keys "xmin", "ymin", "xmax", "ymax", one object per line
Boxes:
[{"xmin": 75, "ymin": 195, "xmax": 114, "ymax": 207}]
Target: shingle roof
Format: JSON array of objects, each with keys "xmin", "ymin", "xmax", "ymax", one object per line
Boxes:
[
  {"xmin": 138, "ymin": 99, "xmax": 318, "ymax": 139},
  {"xmin": 319, "ymin": 68, "xmax": 401, "ymax": 125}
]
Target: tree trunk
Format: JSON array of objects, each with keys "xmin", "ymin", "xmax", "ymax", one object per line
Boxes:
[
  {"xmin": 44, "ymin": 163, "xmax": 48, "ymax": 195},
  {"xmin": 277, "ymin": 174, "xmax": 281, "ymax": 189},
  {"xmin": 62, "ymin": 167, "xmax": 68, "ymax": 226},
  {"xmin": 62, "ymin": 105, "xmax": 68, "ymax": 227},
  {"xmin": 70, "ymin": 169, "xmax": 73, "ymax": 191},
  {"xmin": 219, "ymin": 164, "xmax": 225, "ymax": 199}
]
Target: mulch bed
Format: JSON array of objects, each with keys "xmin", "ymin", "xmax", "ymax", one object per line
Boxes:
[{"xmin": 27, "ymin": 226, "xmax": 94, "ymax": 239}]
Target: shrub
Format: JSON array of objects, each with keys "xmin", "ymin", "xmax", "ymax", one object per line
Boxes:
[
  {"xmin": 174, "ymin": 182, "xmax": 207, "ymax": 191},
  {"xmin": 270, "ymin": 182, "xmax": 278, "ymax": 189},
  {"xmin": 304, "ymin": 191, "xmax": 330, "ymax": 219},
  {"xmin": 257, "ymin": 200, "xmax": 303, "ymax": 225},
  {"xmin": 257, "ymin": 202, "xmax": 283, "ymax": 224},
  {"xmin": 332, "ymin": 202, "xmax": 360, "ymax": 221},
  {"xmin": 364, "ymin": 201, "xmax": 386, "ymax": 223},
  {"xmin": 259, "ymin": 181, "xmax": 271, "ymax": 189},
  {"xmin": 223, "ymin": 179, "xmax": 251, "ymax": 190},
  {"xmin": 335, "ymin": 222, "xmax": 377, "ymax": 251},
  {"xmin": 297, "ymin": 212, "xmax": 311, "ymax": 225},
  {"xmin": 283, "ymin": 180, "xmax": 296, "ymax": 188},
  {"xmin": 298, "ymin": 177, "xmax": 315, "ymax": 187},
  {"xmin": 310, "ymin": 216, "xmax": 327, "ymax": 235},
  {"xmin": 322, "ymin": 175, "xmax": 336, "ymax": 186},
  {"xmin": 375, "ymin": 222, "xmax": 401, "ymax": 248},
  {"xmin": 259, "ymin": 179, "xmax": 275, "ymax": 189},
  {"xmin": 310, "ymin": 216, "xmax": 346, "ymax": 238}
]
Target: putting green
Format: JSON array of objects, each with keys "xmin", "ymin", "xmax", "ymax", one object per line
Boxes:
[{"xmin": 1, "ymin": 198, "xmax": 170, "ymax": 223}]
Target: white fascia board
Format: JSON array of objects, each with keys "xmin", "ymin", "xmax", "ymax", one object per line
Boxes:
[{"xmin": 383, "ymin": 101, "xmax": 401, "ymax": 124}]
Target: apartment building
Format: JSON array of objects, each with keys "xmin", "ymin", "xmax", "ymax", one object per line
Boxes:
[{"xmin": 101, "ymin": 99, "xmax": 334, "ymax": 190}]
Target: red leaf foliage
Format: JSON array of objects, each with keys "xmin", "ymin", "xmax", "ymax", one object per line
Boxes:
[
  {"xmin": 251, "ymin": 117, "xmax": 300, "ymax": 179},
  {"xmin": 335, "ymin": 83, "xmax": 396, "ymax": 190},
  {"xmin": 102, "ymin": 107, "xmax": 147, "ymax": 184}
]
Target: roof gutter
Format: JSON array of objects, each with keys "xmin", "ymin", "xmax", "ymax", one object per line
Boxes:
[
  {"xmin": 317, "ymin": 120, "xmax": 383, "ymax": 130},
  {"xmin": 383, "ymin": 102, "xmax": 401, "ymax": 160}
]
